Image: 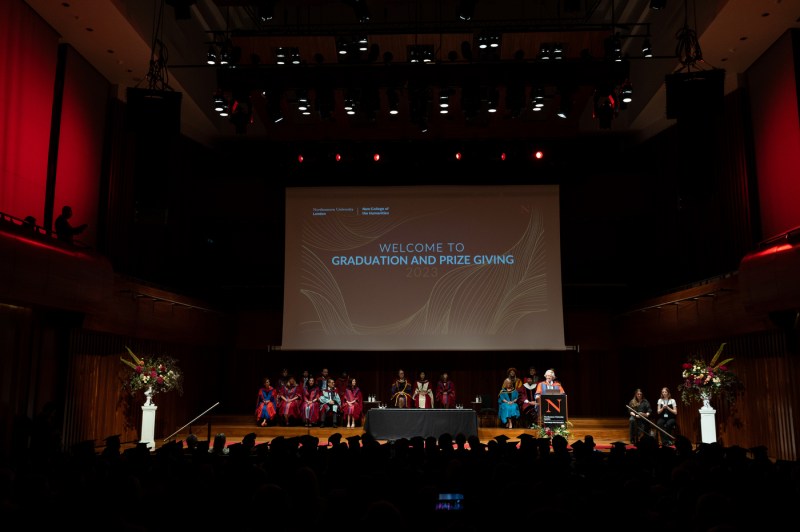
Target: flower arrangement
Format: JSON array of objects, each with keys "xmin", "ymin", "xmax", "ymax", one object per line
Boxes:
[
  {"xmin": 120, "ymin": 346, "xmax": 183, "ymax": 395},
  {"xmin": 529, "ymin": 421, "xmax": 573, "ymax": 440},
  {"xmin": 678, "ymin": 343, "xmax": 743, "ymax": 406}
]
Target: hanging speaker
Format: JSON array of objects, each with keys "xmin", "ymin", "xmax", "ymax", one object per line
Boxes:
[
  {"xmin": 126, "ymin": 88, "xmax": 182, "ymax": 135},
  {"xmin": 665, "ymin": 69, "xmax": 724, "ymax": 120}
]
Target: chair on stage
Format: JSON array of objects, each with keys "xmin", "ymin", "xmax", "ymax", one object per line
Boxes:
[{"xmin": 477, "ymin": 394, "xmax": 498, "ymax": 428}]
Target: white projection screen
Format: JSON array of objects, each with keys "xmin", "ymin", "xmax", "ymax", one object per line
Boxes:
[{"xmin": 282, "ymin": 185, "xmax": 566, "ymax": 351}]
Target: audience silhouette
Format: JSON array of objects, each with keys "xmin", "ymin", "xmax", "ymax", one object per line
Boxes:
[{"xmin": 1, "ymin": 427, "xmax": 796, "ymax": 530}]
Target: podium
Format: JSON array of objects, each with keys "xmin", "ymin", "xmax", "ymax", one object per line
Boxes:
[{"xmin": 539, "ymin": 393, "xmax": 568, "ymax": 428}]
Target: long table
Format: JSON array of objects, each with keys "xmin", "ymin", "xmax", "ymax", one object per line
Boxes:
[{"xmin": 364, "ymin": 408, "xmax": 479, "ymax": 440}]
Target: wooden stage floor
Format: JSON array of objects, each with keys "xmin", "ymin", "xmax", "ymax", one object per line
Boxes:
[{"xmin": 161, "ymin": 415, "xmax": 630, "ymax": 450}]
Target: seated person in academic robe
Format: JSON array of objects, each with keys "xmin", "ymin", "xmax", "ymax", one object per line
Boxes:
[
  {"xmin": 255, "ymin": 377, "xmax": 278, "ymax": 427},
  {"xmin": 390, "ymin": 369, "xmax": 413, "ymax": 408},
  {"xmin": 498, "ymin": 378, "xmax": 521, "ymax": 429},
  {"xmin": 278, "ymin": 377, "xmax": 303, "ymax": 426},
  {"xmin": 318, "ymin": 378, "xmax": 341, "ymax": 427},
  {"xmin": 435, "ymin": 372, "xmax": 456, "ymax": 409},
  {"xmin": 343, "ymin": 377, "xmax": 363, "ymax": 428},
  {"xmin": 303, "ymin": 376, "xmax": 322, "ymax": 426},
  {"xmin": 412, "ymin": 371, "xmax": 434, "ymax": 408},
  {"xmin": 520, "ymin": 375, "xmax": 539, "ymax": 428}
]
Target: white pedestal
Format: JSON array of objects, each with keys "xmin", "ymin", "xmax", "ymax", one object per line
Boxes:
[
  {"xmin": 699, "ymin": 400, "xmax": 717, "ymax": 443},
  {"xmin": 141, "ymin": 404, "xmax": 157, "ymax": 450}
]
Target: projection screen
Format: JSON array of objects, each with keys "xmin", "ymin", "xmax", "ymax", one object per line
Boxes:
[{"xmin": 282, "ymin": 185, "xmax": 566, "ymax": 351}]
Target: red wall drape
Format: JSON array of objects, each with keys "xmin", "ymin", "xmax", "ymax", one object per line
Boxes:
[{"xmin": 0, "ymin": 0, "xmax": 59, "ymax": 222}]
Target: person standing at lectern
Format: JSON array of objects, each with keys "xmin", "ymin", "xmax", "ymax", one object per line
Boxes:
[
  {"xmin": 534, "ymin": 368, "xmax": 565, "ymax": 401},
  {"xmin": 390, "ymin": 369, "xmax": 412, "ymax": 408}
]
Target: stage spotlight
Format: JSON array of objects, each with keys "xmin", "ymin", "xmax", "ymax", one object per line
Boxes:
[
  {"xmin": 537, "ymin": 43, "xmax": 552, "ymax": 61},
  {"xmin": 642, "ymin": 38, "xmax": 653, "ymax": 58},
  {"xmin": 256, "ymin": 0, "xmax": 276, "ymax": 22},
  {"xmin": 593, "ymin": 86, "xmax": 619, "ymax": 129},
  {"xmin": 348, "ymin": 0, "xmax": 371, "ymax": 23},
  {"xmin": 486, "ymin": 87, "xmax": 499, "ymax": 113},
  {"xmin": 605, "ymin": 33, "xmax": 623, "ymax": 62},
  {"xmin": 557, "ymin": 89, "xmax": 573, "ymax": 119},
  {"xmin": 620, "ymin": 80, "xmax": 633, "ymax": 104},
  {"xmin": 534, "ymin": 150, "xmax": 544, "ymax": 160},
  {"xmin": 408, "ymin": 44, "xmax": 435, "ymax": 63},
  {"xmin": 206, "ymin": 45, "xmax": 217, "ymax": 65},
  {"xmin": 212, "ymin": 91, "xmax": 225, "ymax": 112},
  {"xmin": 387, "ymin": 88, "xmax": 400, "ymax": 115},
  {"xmin": 478, "ymin": 33, "xmax": 501, "ymax": 50},
  {"xmin": 373, "ymin": 153, "xmax": 381, "ymax": 162},
  {"xmin": 457, "ymin": 0, "xmax": 476, "ymax": 21}
]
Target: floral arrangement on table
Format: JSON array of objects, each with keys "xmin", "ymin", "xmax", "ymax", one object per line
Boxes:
[
  {"xmin": 529, "ymin": 421, "xmax": 573, "ymax": 440},
  {"xmin": 120, "ymin": 346, "xmax": 183, "ymax": 395},
  {"xmin": 678, "ymin": 342, "xmax": 743, "ymax": 406}
]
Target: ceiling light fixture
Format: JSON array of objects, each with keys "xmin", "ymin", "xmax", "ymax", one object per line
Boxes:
[
  {"xmin": 593, "ymin": 86, "xmax": 619, "ymax": 129},
  {"xmin": 256, "ymin": 0, "xmax": 276, "ymax": 22},
  {"xmin": 346, "ymin": 0, "xmax": 371, "ymax": 23},
  {"xmin": 408, "ymin": 44, "xmax": 434, "ymax": 63},
  {"xmin": 642, "ymin": 38, "xmax": 653, "ymax": 58},
  {"xmin": 556, "ymin": 88, "xmax": 573, "ymax": 119},
  {"xmin": 457, "ymin": 0, "xmax": 476, "ymax": 21},
  {"xmin": 387, "ymin": 88, "xmax": 400, "ymax": 115}
]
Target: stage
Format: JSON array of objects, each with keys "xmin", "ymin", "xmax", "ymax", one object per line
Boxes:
[{"xmin": 158, "ymin": 414, "xmax": 630, "ymax": 450}]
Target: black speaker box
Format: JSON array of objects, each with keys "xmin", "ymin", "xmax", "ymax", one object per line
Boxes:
[
  {"xmin": 665, "ymin": 69, "xmax": 725, "ymax": 120},
  {"xmin": 126, "ymin": 87, "xmax": 182, "ymax": 135}
]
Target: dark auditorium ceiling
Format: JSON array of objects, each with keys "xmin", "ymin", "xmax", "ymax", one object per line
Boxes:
[
  {"xmin": 21, "ymin": 1, "xmax": 800, "ymax": 310},
  {"xmin": 25, "ymin": 1, "xmax": 800, "ymax": 149}
]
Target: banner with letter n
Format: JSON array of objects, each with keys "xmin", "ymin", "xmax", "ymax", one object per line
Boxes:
[{"xmin": 540, "ymin": 394, "xmax": 568, "ymax": 428}]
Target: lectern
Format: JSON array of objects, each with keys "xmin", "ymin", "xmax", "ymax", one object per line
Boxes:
[{"xmin": 539, "ymin": 393, "xmax": 568, "ymax": 428}]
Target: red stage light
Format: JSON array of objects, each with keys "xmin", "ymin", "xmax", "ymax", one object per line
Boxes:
[
  {"xmin": 455, "ymin": 152, "xmax": 462, "ymax": 160},
  {"xmin": 500, "ymin": 152, "xmax": 507, "ymax": 161},
  {"xmin": 335, "ymin": 153, "xmax": 342, "ymax": 162},
  {"xmin": 297, "ymin": 154, "xmax": 304, "ymax": 163},
  {"xmin": 373, "ymin": 153, "xmax": 381, "ymax": 162}
]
